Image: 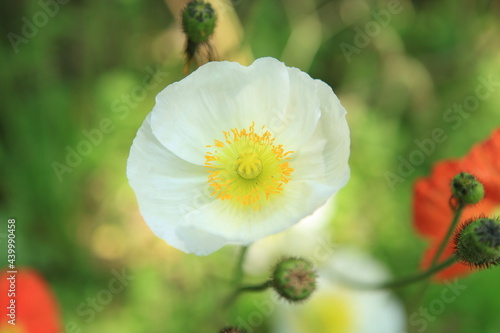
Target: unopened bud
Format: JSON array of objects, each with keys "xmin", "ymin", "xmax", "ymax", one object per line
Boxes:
[
  {"xmin": 454, "ymin": 217, "xmax": 500, "ymax": 269},
  {"xmin": 182, "ymin": 0, "xmax": 217, "ymax": 44},
  {"xmin": 271, "ymin": 257, "xmax": 316, "ymax": 302},
  {"xmin": 451, "ymin": 172, "xmax": 484, "ymax": 205}
]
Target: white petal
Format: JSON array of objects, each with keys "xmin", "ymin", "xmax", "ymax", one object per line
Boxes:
[
  {"xmin": 127, "ymin": 114, "xmax": 211, "ymax": 252},
  {"xmin": 267, "ymin": 66, "xmax": 321, "ymax": 150},
  {"xmin": 292, "ymin": 79, "xmax": 350, "ymax": 188},
  {"xmin": 183, "ymin": 180, "xmax": 336, "ymax": 244},
  {"xmin": 150, "ymin": 58, "xmax": 291, "ymax": 165},
  {"xmin": 322, "ymin": 249, "xmax": 391, "ymax": 283},
  {"xmin": 175, "ymin": 227, "xmax": 227, "ymax": 256},
  {"xmin": 355, "ymin": 292, "xmax": 406, "ymax": 333}
]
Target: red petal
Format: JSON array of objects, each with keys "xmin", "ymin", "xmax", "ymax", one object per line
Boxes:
[
  {"xmin": 0, "ymin": 268, "xmax": 62, "ymax": 333},
  {"xmin": 413, "ymin": 160, "xmax": 461, "ymax": 239},
  {"xmin": 462, "ymin": 129, "xmax": 500, "ymax": 203}
]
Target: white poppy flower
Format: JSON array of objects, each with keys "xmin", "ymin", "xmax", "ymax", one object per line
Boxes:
[
  {"xmin": 126, "ymin": 57, "xmax": 350, "ymax": 255},
  {"xmin": 272, "ymin": 250, "xmax": 407, "ymax": 333}
]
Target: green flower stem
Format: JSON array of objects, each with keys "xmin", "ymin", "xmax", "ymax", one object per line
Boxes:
[
  {"xmin": 377, "ymin": 256, "xmax": 458, "ymax": 289},
  {"xmin": 341, "ymin": 256, "xmax": 458, "ymax": 290},
  {"xmin": 411, "ymin": 204, "xmax": 465, "ymax": 309},
  {"xmin": 225, "ymin": 281, "xmax": 271, "ymax": 307},
  {"xmin": 235, "ymin": 281, "xmax": 272, "ymax": 294},
  {"xmin": 224, "ymin": 245, "xmax": 258, "ymax": 307},
  {"xmin": 430, "ymin": 203, "xmax": 465, "ymax": 267},
  {"xmin": 232, "ymin": 246, "xmax": 249, "ymax": 286}
]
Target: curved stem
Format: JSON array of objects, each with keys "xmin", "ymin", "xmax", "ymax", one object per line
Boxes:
[
  {"xmin": 236, "ymin": 281, "xmax": 272, "ymax": 294},
  {"xmin": 224, "ymin": 281, "xmax": 271, "ymax": 307},
  {"xmin": 430, "ymin": 203, "xmax": 464, "ymax": 267},
  {"xmin": 378, "ymin": 256, "xmax": 457, "ymax": 289},
  {"xmin": 411, "ymin": 203, "xmax": 464, "ymax": 310},
  {"xmin": 340, "ymin": 256, "xmax": 458, "ymax": 290}
]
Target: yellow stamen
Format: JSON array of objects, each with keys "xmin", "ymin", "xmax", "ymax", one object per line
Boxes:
[{"xmin": 204, "ymin": 122, "xmax": 294, "ymax": 210}]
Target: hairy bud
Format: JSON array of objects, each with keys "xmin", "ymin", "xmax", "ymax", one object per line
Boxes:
[
  {"xmin": 182, "ymin": 0, "xmax": 217, "ymax": 44},
  {"xmin": 271, "ymin": 257, "xmax": 316, "ymax": 302},
  {"xmin": 454, "ymin": 217, "xmax": 500, "ymax": 269}
]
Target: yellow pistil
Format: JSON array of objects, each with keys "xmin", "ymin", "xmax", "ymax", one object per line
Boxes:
[
  {"xmin": 205, "ymin": 123, "xmax": 294, "ymax": 210},
  {"xmin": 236, "ymin": 151, "xmax": 262, "ymax": 180}
]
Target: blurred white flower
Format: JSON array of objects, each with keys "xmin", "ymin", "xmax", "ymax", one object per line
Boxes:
[
  {"xmin": 127, "ymin": 57, "xmax": 350, "ymax": 255},
  {"xmin": 273, "ymin": 250, "xmax": 406, "ymax": 333},
  {"xmin": 244, "ymin": 200, "xmax": 336, "ymax": 275}
]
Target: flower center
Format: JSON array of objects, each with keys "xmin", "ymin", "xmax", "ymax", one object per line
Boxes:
[
  {"xmin": 236, "ymin": 151, "xmax": 262, "ymax": 180},
  {"xmin": 205, "ymin": 123, "xmax": 293, "ymax": 210},
  {"xmin": 292, "ymin": 291, "xmax": 355, "ymax": 333}
]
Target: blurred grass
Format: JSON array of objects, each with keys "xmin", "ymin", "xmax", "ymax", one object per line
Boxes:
[{"xmin": 1, "ymin": 0, "xmax": 500, "ymax": 332}]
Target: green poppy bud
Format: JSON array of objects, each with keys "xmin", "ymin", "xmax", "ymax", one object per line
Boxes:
[
  {"xmin": 271, "ymin": 257, "xmax": 316, "ymax": 303},
  {"xmin": 182, "ymin": 0, "xmax": 217, "ymax": 44},
  {"xmin": 451, "ymin": 172, "xmax": 484, "ymax": 205},
  {"xmin": 454, "ymin": 217, "xmax": 500, "ymax": 269}
]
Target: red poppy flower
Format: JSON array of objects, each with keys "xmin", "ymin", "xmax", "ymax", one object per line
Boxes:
[
  {"xmin": 413, "ymin": 129, "xmax": 500, "ymax": 280},
  {"xmin": 0, "ymin": 268, "xmax": 62, "ymax": 333}
]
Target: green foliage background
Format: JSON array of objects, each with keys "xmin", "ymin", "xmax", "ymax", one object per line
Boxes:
[{"xmin": 1, "ymin": 0, "xmax": 499, "ymax": 332}]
